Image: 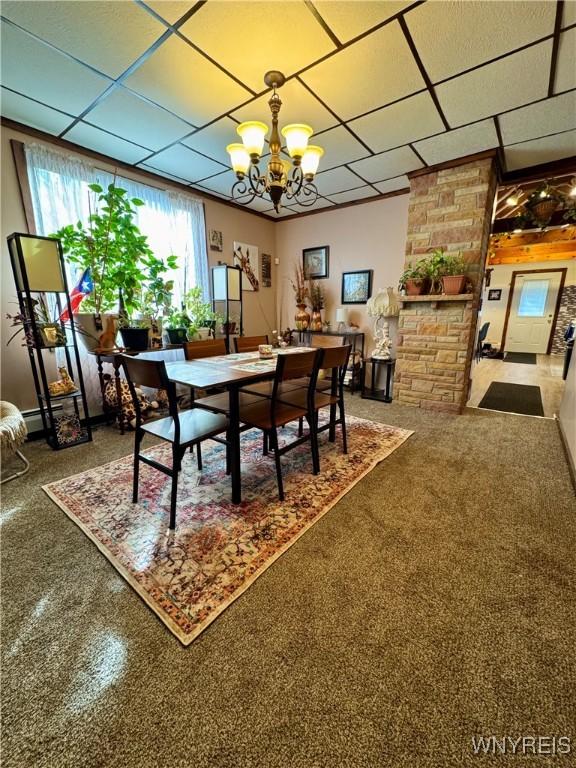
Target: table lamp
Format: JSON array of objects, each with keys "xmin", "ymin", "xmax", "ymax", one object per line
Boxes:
[
  {"xmin": 366, "ymin": 287, "xmax": 399, "ymax": 359},
  {"xmin": 335, "ymin": 307, "xmax": 348, "ymax": 333}
]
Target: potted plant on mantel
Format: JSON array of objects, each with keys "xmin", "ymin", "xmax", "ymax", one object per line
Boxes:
[
  {"xmin": 399, "ymin": 262, "xmax": 428, "ymax": 296},
  {"xmin": 53, "ymin": 182, "xmax": 157, "ymax": 351},
  {"xmin": 438, "ymin": 250, "xmax": 467, "ymax": 295}
]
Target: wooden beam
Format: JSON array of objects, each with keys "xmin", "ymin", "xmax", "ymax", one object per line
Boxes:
[
  {"xmin": 489, "ymin": 241, "xmax": 576, "ymax": 264},
  {"xmin": 491, "ymin": 227, "xmax": 576, "ymax": 247}
]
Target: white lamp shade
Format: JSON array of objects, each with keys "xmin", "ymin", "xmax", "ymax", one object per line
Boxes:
[
  {"xmin": 237, "ymin": 121, "xmax": 268, "ymax": 156},
  {"xmin": 301, "ymin": 145, "xmax": 324, "ymax": 177},
  {"xmin": 281, "ymin": 123, "xmax": 313, "ymax": 158},
  {"xmin": 226, "ymin": 143, "xmax": 250, "ymax": 175},
  {"xmin": 335, "ymin": 308, "xmax": 348, "ymax": 324}
]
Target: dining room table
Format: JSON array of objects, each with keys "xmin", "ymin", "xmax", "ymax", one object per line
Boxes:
[{"xmin": 165, "ymin": 347, "xmax": 314, "ymax": 504}]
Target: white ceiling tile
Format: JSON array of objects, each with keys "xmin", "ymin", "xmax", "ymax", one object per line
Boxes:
[
  {"xmin": 436, "ymin": 41, "xmax": 552, "ymax": 127},
  {"xmin": 315, "ymin": 167, "xmax": 367, "ymax": 195},
  {"xmin": 326, "ymin": 186, "xmax": 379, "ymax": 205},
  {"xmin": 143, "ymin": 2, "xmax": 195, "ymax": 25},
  {"xmin": 66, "ymin": 122, "xmax": 150, "ymax": 164},
  {"xmin": 504, "ymin": 130, "xmax": 576, "ymax": 171},
  {"xmin": 265, "ymin": 206, "xmax": 297, "ymax": 218},
  {"xmin": 285, "ymin": 197, "xmax": 335, "ymax": 213},
  {"xmin": 406, "ymin": 1, "xmax": 556, "ymax": 83},
  {"xmin": 194, "ymin": 170, "xmax": 237, "ymax": 197},
  {"xmin": 562, "ymin": 1, "xmax": 576, "ymax": 28},
  {"xmin": 312, "ymin": 125, "xmax": 371, "ymax": 170},
  {"xmin": 413, "ymin": 119, "xmax": 498, "ymax": 166},
  {"xmin": 232, "ymin": 79, "xmax": 338, "ymax": 135},
  {"xmin": 124, "ymin": 34, "xmax": 252, "ymax": 126},
  {"xmin": 373, "ymin": 176, "xmax": 410, "ymax": 194},
  {"xmin": 146, "ymin": 144, "xmax": 224, "ymax": 181},
  {"xmin": 1, "ymin": 1, "xmax": 164, "ymax": 79},
  {"xmin": 499, "ymin": 91, "xmax": 576, "ymax": 145},
  {"xmin": 85, "ymin": 88, "xmax": 192, "ymax": 151},
  {"xmin": 139, "ymin": 164, "xmax": 193, "ymax": 185},
  {"xmin": 314, "ymin": 1, "xmax": 413, "ymax": 43},
  {"xmin": 555, "ymin": 28, "xmax": 576, "ymax": 93},
  {"xmin": 348, "ymin": 145, "xmax": 422, "ymax": 182},
  {"xmin": 181, "ymin": 2, "xmax": 336, "ymax": 93},
  {"xmin": 349, "ymin": 91, "xmax": 445, "ymax": 153},
  {"xmin": 181, "ymin": 117, "xmax": 240, "ymax": 165},
  {"xmin": 242, "ymin": 197, "xmax": 277, "ymax": 213},
  {"xmin": 0, "ymin": 21, "xmax": 110, "ymax": 115},
  {"xmin": 0, "ymin": 88, "xmax": 73, "ymax": 134},
  {"xmin": 300, "ymin": 21, "xmax": 425, "ymax": 120}
]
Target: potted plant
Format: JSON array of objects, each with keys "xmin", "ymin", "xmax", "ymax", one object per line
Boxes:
[
  {"xmin": 438, "ymin": 250, "xmax": 467, "ymax": 295},
  {"xmin": 164, "ymin": 308, "xmax": 191, "ymax": 344},
  {"xmin": 140, "ymin": 254, "xmax": 178, "ymax": 346},
  {"xmin": 52, "ymin": 182, "xmax": 154, "ymax": 351},
  {"xmin": 184, "ymin": 286, "xmax": 221, "ymax": 340},
  {"xmin": 399, "ymin": 261, "xmax": 428, "ymax": 296}
]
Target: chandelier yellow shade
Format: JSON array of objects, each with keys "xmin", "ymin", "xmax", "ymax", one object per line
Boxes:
[
  {"xmin": 281, "ymin": 123, "xmax": 313, "ymax": 159},
  {"xmin": 226, "ymin": 143, "xmax": 250, "ymax": 176},
  {"xmin": 301, "ymin": 145, "xmax": 324, "ymax": 178},
  {"xmin": 236, "ymin": 121, "xmax": 268, "ymax": 157}
]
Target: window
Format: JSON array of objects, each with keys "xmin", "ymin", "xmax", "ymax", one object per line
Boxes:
[
  {"xmin": 517, "ymin": 279, "xmax": 549, "ymax": 318},
  {"xmin": 24, "ymin": 142, "xmax": 209, "ymax": 306}
]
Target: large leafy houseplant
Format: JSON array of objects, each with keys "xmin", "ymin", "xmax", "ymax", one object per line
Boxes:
[{"xmin": 54, "ymin": 183, "xmax": 152, "ymax": 315}]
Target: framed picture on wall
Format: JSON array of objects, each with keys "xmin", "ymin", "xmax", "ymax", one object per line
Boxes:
[
  {"xmin": 303, "ymin": 246, "xmax": 329, "ymax": 279},
  {"xmin": 261, "ymin": 253, "xmax": 272, "ymax": 287},
  {"xmin": 342, "ymin": 270, "xmax": 373, "ymax": 304},
  {"xmin": 209, "ymin": 229, "xmax": 223, "ymax": 252},
  {"xmin": 488, "ymin": 289, "xmax": 502, "ymax": 300}
]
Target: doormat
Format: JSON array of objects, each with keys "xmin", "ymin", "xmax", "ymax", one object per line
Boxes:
[
  {"xmin": 504, "ymin": 353, "xmax": 537, "ymax": 365},
  {"xmin": 478, "ymin": 382, "xmax": 544, "ymax": 417},
  {"xmin": 43, "ymin": 417, "xmax": 413, "ymax": 645}
]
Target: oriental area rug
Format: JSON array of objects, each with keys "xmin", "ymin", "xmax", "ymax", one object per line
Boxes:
[{"xmin": 43, "ymin": 416, "xmax": 412, "ymax": 645}]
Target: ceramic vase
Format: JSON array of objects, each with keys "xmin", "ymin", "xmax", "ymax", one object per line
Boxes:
[
  {"xmin": 295, "ymin": 304, "xmax": 311, "ymax": 331},
  {"xmin": 311, "ymin": 309, "xmax": 323, "ymax": 331}
]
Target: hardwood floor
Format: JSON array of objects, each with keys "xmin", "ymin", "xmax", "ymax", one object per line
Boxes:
[{"xmin": 468, "ymin": 353, "xmax": 565, "ymax": 417}]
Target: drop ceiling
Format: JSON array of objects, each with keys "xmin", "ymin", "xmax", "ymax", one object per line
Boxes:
[{"xmin": 1, "ymin": 0, "xmax": 575, "ymax": 220}]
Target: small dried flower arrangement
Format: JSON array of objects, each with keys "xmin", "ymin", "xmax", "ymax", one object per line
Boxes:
[{"xmin": 291, "ymin": 264, "xmax": 309, "ymax": 305}]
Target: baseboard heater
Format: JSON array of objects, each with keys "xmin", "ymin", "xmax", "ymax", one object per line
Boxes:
[{"xmin": 22, "ymin": 406, "xmax": 107, "ymax": 441}]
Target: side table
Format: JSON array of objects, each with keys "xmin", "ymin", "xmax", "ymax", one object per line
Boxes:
[{"xmin": 361, "ymin": 357, "xmax": 396, "ymax": 403}]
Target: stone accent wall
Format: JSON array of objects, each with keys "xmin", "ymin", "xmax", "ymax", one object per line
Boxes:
[
  {"xmin": 395, "ymin": 157, "xmax": 497, "ymax": 412},
  {"xmin": 552, "ymin": 285, "xmax": 576, "ymax": 354}
]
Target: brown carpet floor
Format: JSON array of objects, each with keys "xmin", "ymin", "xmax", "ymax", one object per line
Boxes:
[{"xmin": 1, "ymin": 400, "xmax": 575, "ymax": 768}]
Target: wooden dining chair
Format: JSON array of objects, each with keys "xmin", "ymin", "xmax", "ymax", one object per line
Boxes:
[
  {"xmin": 121, "ymin": 356, "xmax": 229, "ymax": 530},
  {"xmin": 279, "ymin": 345, "xmax": 351, "ymax": 462},
  {"xmin": 234, "ymin": 335, "xmax": 269, "ymax": 353},
  {"xmin": 183, "ymin": 338, "xmax": 227, "ymax": 360},
  {"xmin": 237, "ymin": 349, "xmax": 322, "ymax": 501}
]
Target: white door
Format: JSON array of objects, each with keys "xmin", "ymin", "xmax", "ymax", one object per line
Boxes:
[{"xmin": 505, "ymin": 272, "xmax": 561, "ymax": 353}]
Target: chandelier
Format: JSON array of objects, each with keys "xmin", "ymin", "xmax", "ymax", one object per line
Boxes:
[{"xmin": 226, "ymin": 71, "xmax": 324, "ymax": 213}]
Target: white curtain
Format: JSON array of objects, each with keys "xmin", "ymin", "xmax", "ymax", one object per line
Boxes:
[{"xmin": 24, "ymin": 142, "xmax": 209, "ymax": 411}]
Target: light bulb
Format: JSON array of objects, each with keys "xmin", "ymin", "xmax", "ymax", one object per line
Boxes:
[
  {"xmin": 301, "ymin": 145, "xmax": 324, "ymax": 179},
  {"xmin": 281, "ymin": 124, "xmax": 313, "ymax": 161},
  {"xmin": 237, "ymin": 121, "xmax": 268, "ymax": 158},
  {"xmin": 506, "ymin": 195, "xmax": 519, "ymax": 206},
  {"xmin": 226, "ymin": 143, "xmax": 250, "ymax": 177}
]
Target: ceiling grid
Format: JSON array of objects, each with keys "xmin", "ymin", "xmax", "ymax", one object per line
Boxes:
[{"xmin": 0, "ymin": 0, "xmax": 574, "ymax": 218}]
